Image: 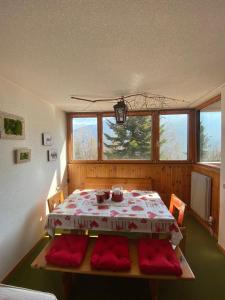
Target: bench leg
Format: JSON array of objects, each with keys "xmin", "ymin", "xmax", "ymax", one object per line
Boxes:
[
  {"xmin": 62, "ymin": 272, "xmax": 73, "ymax": 299},
  {"xmin": 149, "ymin": 279, "xmax": 159, "ymax": 300}
]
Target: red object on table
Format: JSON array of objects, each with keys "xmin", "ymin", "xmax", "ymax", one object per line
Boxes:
[
  {"xmin": 96, "ymin": 191, "xmax": 105, "ymax": 203},
  {"xmin": 103, "ymin": 189, "xmax": 110, "ymax": 200},
  {"xmin": 111, "ymin": 192, "xmax": 123, "ymax": 202}
]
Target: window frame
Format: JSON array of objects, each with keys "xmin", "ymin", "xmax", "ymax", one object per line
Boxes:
[
  {"xmin": 196, "ymin": 94, "xmax": 221, "ymax": 167},
  {"xmin": 67, "ymin": 113, "xmax": 100, "ymax": 163},
  {"xmin": 67, "ymin": 109, "xmax": 194, "ymax": 164},
  {"xmin": 158, "ymin": 110, "xmax": 194, "ymax": 163}
]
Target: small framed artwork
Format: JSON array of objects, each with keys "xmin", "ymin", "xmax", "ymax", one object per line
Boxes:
[
  {"xmin": 15, "ymin": 148, "xmax": 31, "ymax": 164},
  {"xmin": 42, "ymin": 132, "xmax": 53, "ymax": 146},
  {"xmin": 0, "ymin": 111, "xmax": 25, "ymax": 139},
  {"xmin": 47, "ymin": 148, "xmax": 57, "ymax": 161}
]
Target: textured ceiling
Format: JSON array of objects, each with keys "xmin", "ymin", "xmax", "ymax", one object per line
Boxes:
[{"xmin": 0, "ymin": 0, "xmax": 225, "ymax": 112}]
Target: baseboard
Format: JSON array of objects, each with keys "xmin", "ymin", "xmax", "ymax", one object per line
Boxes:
[
  {"xmin": 1, "ymin": 237, "xmax": 45, "ymax": 283},
  {"xmin": 188, "ymin": 208, "xmax": 218, "ymax": 239},
  {"xmin": 217, "ymin": 243, "xmax": 225, "ymax": 254}
]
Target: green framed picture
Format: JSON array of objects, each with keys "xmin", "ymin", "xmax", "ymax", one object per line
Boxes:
[
  {"xmin": 0, "ymin": 111, "xmax": 25, "ymax": 139},
  {"xmin": 15, "ymin": 148, "xmax": 31, "ymax": 164}
]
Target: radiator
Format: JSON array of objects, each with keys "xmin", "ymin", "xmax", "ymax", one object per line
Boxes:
[{"xmin": 190, "ymin": 171, "xmax": 211, "ymax": 221}]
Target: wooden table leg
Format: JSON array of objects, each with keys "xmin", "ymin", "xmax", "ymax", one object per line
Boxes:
[{"xmin": 149, "ymin": 279, "xmax": 159, "ymax": 300}]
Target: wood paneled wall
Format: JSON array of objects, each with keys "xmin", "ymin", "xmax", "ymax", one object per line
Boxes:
[
  {"xmin": 68, "ymin": 163, "xmax": 192, "ymax": 207},
  {"xmin": 192, "ymin": 164, "xmax": 220, "ymax": 237}
]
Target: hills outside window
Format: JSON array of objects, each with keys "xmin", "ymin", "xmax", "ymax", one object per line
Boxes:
[{"xmin": 72, "ymin": 117, "xmax": 98, "ymax": 160}]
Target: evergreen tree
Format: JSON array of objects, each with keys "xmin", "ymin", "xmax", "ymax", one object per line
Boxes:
[
  {"xmin": 199, "ymin": 121, "xmax": 210, "ymax": 161},
  {"xmin": 159, "ymin": 121, "xmax": 166, "ymax": 159},
  {"xmin": 104, "ymin": 116, "xmax": 151, "ymax": 159}
]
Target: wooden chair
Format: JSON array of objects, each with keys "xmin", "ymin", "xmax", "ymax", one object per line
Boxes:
[
  {"xmin": 47, "ymin": 187, "xmax": 85, "ymax": 235},
  {"xmin": 47, "ymin": 191, "xmax": 64, "ymax": 213},
  {"xmin": 169, "ymin": 194, "xmax": 187, "ymax": 253},
  {"xmin": 62, "ymin": 184, "xmax": 69, "ymax": 199},
  {"xmin": 169, "ymin": 194, "xmax": 186, "ymax": 226}
]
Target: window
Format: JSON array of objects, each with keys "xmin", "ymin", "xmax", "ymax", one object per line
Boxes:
[
  {"xmin": 68, "ymin": 110, "xmax": 192, "ymax": 163},
  {"xmin": 72, "ymin": 117, "xmax": 98, "ymax": 160},
  {"xmin": 103, "ymin": 115, "xmax": 152, "ymax": 160},
  {"xmin": 199, "ymin": 100, "xmax": 221, "ymax": 163},
  {"xmin": 159, "ymin": 114, "xmax": 188, "ymax": 160}
]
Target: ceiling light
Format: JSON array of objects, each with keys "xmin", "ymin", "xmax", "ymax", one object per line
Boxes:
[{"xmin": 113, "ymin": 98, "xmax": 128, "ymax": 124}]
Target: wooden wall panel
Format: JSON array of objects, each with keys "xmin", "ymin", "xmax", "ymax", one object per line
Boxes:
[
  {"xmin": 68, "ymin": 163, "xmax": 192, "ymax": 207},
  {"xmin": 192, "ymin": 164, "xmax": 220, "ymax": 237}
]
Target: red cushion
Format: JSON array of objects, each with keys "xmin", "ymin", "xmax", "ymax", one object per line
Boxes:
[
  {"xmin": 91, "ymin": 235, "xmax": 131, "ymax": 271},
  {"xmin": 138, "ymin": 238, "xmax": 182, "ymax": 276},
  {"xmin": 45, "ymin": 234, "xmax": 88, "ymax": 268}
]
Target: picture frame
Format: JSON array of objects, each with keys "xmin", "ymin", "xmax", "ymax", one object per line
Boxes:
[
  {"xmin": 47, "ymin": 148, "xmax": 57, "ymax": 161},
  {"xmin": 15, "ymin": 148, "xmax": 31, "ymax": 164},
  {"xmin": 42, "ymin": 132, "xmax": 53, "ymax": 146},
  {"xmin": 0, "ymin": 111, "xmax": 25, "ymax": 139}
]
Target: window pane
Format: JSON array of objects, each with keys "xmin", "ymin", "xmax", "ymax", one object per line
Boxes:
[
  {"xmin": 72, "ymin": 117, "xmax": 98, "ymax": 160},
  {"xmin": 103, "ymin": 115, "xmax": 152, "ymax": 160},
  {"xmin": 160, "ymin": 114, "xmax": 188, "ymax": 160},
  {"xmin": 199, "ymin": 102, "xmax": 221, "ymax": 162}
]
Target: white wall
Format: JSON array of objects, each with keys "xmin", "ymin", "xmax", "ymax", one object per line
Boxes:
[
  {"xmin": 0, "ymin": 76, "xmax": 67, "ymax": 281},
  {"xmin": 218, "ymin": 86, "xmax": 225, "ymax": 250}
]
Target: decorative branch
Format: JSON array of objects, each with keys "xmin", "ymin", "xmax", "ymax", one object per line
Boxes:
[{"xmin": 70, "ymin": 93, "xmax": 188, "ymax": 110}]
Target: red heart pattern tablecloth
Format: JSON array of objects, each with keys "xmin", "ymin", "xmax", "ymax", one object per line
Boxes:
[{"xmin": 46, "ymin": 190, "xmax": 182, "ymax": 246}]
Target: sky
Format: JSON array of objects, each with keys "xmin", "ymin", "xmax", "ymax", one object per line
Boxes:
[
  {"xmin": 73, "ymin": 117, "xmax": 97, "ymax": 129},
  {"xmin": 200, "ymin": 112, "xmax": 221, "ymax": 147}
]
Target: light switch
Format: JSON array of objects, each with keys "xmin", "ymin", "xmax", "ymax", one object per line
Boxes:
[{"xmin": 223, "ymin": 183, "xmax": 225, "ymax": 189}]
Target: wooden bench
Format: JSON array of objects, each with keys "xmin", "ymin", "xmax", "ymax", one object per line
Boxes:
[
  {"xmin": 82, "ymin": 177, "xmax": 153, "ymax": 191},
  {"xmin": 31, "ymin": 237, "xmax": 194, "ymax": 300}
]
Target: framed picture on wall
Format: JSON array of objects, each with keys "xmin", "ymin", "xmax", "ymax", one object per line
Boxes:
[
  {"xmin": 42, "ymin": 132, "xmax": 53, "ymax": 146},
  {"xmin": 47, "ymin": 148, "xmax": 57, "ymax": 161},
  {"xmin": 15, "ymin": 148, "xmax": 31, "ymax": 163},
  {"xmin": 0, "ymin": 111, "xmax": 25, "ymax": 139}
]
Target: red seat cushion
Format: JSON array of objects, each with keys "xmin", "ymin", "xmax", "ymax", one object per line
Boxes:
[
  {"xmin": 45, "ymin": 234, "xmax": 88, "ymax": 268},
  {"xmin": 91, "ymin": 235, "xmax": 131, "ymax": 271},
  {"xmin": 138, "ymin": 238, "xmax": 182, "ymax": 276}
]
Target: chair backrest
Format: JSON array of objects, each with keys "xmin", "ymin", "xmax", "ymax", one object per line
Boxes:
[
  {"xmin": 47, "ymin": 191, "xmax": 64, "ymax": 212},
  {"xmin": 62, "ymin": 184, "xmax": 69, "ymax": 199},
  {"xmin": 169, "ymin": 194, "xmax": 186, "ymax": 226}
]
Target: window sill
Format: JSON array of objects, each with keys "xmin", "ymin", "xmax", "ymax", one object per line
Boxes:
[
  {"xmin": 68, "ymin": 160, "xmax": 193, "ymax": 164},
  {"xmin": 195, "ymin": 162, "xmax": 221, "ymax": 171}
]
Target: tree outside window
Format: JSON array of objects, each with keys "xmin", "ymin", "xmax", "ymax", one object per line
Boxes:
[{"xmin": 103, "ymin": 116, "xmax": 152, "ymax": 160}]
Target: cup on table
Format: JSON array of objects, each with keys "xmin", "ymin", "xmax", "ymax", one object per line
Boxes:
[
  {"xmin": 103, "ymin": 189, "xmax": 110, "ymax": 200},
  {"xmin": 111, "ymin": 188, "xmax": 123, "ymax": 202},
  {"xmin": 96, "ymin": 191, "xmax": 105, "ymax": 204}
]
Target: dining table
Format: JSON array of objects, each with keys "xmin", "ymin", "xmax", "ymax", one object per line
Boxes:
[{"xmin": 46, "ymin": 189, "xmax": 183, "ymax": 246}]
